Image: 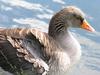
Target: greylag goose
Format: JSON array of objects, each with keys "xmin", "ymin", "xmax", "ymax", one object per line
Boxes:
[{"xmin": 0, "ymin": 6, "xmax": 95, "ymax": 75}]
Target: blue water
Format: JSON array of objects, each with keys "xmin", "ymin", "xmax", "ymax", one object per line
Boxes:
[{"xmin": 0, "ymin": 0, "xmax": 100, "ymax": 75}]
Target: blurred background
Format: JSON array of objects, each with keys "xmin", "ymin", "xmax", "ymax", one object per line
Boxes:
[{"xmin": 0, "ymin": 0, "xmax": 100, "ymax": 75}]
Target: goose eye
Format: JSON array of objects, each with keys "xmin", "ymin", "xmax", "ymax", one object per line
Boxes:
[{"xmin": 73, "ymin": 14, "xmax": 84, "ymax": 23}]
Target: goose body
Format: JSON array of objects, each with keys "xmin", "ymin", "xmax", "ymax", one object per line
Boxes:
[{"xmin": 0, "ymin": 6, "xmax": 95, "ymax": 75}]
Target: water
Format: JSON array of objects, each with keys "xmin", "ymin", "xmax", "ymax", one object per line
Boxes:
[{"xmin": 0, "ymin": 0, "xmax": 100, "ymax": 75}]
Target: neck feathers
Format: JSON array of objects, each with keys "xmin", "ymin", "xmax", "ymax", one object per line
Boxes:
[{"xmin": 48, "ymin": 12, "xmax": 67, "ymax": 38}]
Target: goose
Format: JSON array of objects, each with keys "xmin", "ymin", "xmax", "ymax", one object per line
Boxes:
[{"xmin": 0, "ymin": 6, "xmax": 95, "ymax": 75}]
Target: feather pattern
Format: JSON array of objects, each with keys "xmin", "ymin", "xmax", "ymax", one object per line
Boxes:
[
  {"xmin": 0, "ymin": 28, "xmax": 70, "ymax": 75},
  {"xmin": 0, "ymin": 28, "xmax": 51, "ymax": 75}
]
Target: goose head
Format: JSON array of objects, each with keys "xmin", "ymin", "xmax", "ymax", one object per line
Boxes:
[{"xmin": 49, "ymin": 6, "xmax": 95, "ymax": 38}]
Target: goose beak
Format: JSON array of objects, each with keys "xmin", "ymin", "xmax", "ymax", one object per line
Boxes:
[{"xmin": 81, "ymin": 20, "xmax": 95, "ymax": 32}]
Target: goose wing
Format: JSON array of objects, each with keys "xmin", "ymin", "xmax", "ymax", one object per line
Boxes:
[{"xmin": 0, "ymin": 28, "xmax": 49, "ymax": 75}]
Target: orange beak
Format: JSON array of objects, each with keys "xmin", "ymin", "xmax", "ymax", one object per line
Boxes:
[{"xmin": 81, "ymin": 20, "xmax": 95, "ymax": 32}]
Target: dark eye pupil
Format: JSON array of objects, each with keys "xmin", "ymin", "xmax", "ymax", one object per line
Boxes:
[{"xmin": 79, "ymin": 17, "xmax": 84, "ymax": 23}]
